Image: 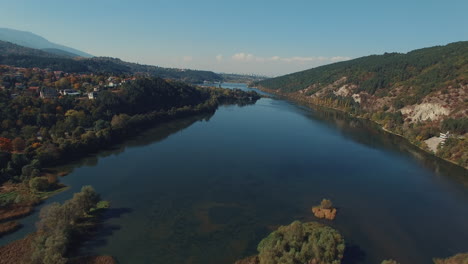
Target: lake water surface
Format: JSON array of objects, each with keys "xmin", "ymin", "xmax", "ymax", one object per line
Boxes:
[{"xmin": 2, "ymin": 83, "xmax": 467, "ymax": 264}]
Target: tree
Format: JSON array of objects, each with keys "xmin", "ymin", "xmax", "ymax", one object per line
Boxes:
[
  {"xmin": 30, "ymin": 186, "xmax": 102, "ymax": 264},
  {"xmin": 320, "ymin": 199, "xmax": 333, "ymax": 209},
  {"xmin": 0, "ymin": 137, "xmax": 12, "ymax": 152},
  {"xmin": 257, "ymin": 221, "xmax": 345, "ymax": 264},
  {"xmin": 29, "ymin": 177, "xmax": 50, "ymax": 192},
  {"xmin": 111, "ymin": 114, "xmax": 130, "ymax": 129},
  {"xmin": 69, "ymin": 185, "xmax": 100, "ymax": 214},
  {"xmin": 381, "ymin": 260, "xmax": 400, "ymax": 264},
  {"xmin": 56, "ymin": 77, "xmax": 70, "ymax": 89},
  {"xmin": 11, "ymin": 137, "xmax": 26, "ymax": 152}
]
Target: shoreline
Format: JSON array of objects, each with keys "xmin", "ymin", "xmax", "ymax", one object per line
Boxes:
[
  {"xmin": 254, "ymin": 86, "xmax": 467, "ymax": 171},
  {"xmin": 0, "ymin": 90, "xmax": 261, "ymax": 239}
]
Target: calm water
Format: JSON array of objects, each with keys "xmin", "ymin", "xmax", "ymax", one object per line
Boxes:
[{"xmin": 2, "ymin": 83, "xmax": 468, "ymax": 264}]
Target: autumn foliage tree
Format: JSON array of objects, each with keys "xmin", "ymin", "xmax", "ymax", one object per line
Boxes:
[
  {"xmin": 0, "ymin": 137, "xmax": 12, "ymax": 152},
  {"xmin": 11, "ymin": 137, "xmax": 26, "ymax": 152}
]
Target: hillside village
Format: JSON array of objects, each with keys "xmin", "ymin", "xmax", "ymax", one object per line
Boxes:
[{"xmin": 0, "ymin": 65, "xmax": 137, "ymax": 100}]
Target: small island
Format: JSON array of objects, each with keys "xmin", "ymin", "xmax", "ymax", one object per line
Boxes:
[
  {"xmin": 312, "ymin": 199, "xmax": 337, "ymax": 220},
  {"xmin": 235, "ymin": 220, "xmax": 345, "ymax": 264}
]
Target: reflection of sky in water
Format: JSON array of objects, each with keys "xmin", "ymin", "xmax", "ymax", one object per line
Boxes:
[{"xmin": 2, "ymin": 84, "xmax": 467, "ymax": 264}]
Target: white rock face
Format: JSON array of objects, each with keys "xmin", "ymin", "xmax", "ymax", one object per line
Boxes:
[
  {"xmin": 400, "ymin": 103, "xmax": 451, "ymax": 122},
  {"xmin": 352, "ymin": 94, "xmax": 361, "ymax": 104},
  {"xmin": 334, "ymin": 85, "xmax": 352, "ymax": 97},
  {"xmin": 425, "ymin": 136, "xmax": 443, "ymax": 153}
]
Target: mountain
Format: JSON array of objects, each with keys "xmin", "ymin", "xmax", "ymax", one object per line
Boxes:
[
  {"xmin": 41, "ymin": 48, "xmax": 81, "ymax": 58},
  {"xmin": 0, "ymin": 40, "xmax": 222, "ymax": 83},
  {"xmin": 0, "ymin": 40, "xmax": 58, "ymax": 57},
  {"xmin": 254, "ymin": 41, "xmax": 468, "ymax": 167},
  {"xmin": 0, "ymin": 28, "xmax": 93, "ymax": 58}
]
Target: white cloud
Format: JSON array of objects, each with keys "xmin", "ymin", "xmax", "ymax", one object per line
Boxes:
[
  {"xmin": 216, "ymin": 54, "xmax": 223, "ymax": 61},
  {"xmin": 330, "ymin": 56, "xmax": 352, "ymax": 62},
  {"xmin": 230, "ymin": 52, "xmax": 351, "ymax": 64},
  {"xmin": 182, "ymin": 56, "xmax": 193, "ymax": 62},
  {"xmin": 270, "ymin": 56, "xmax": 281, "ymax": 61},
  {"xmin": 232, "ymin": 52, "xmax": 255, "ymax": 62}
]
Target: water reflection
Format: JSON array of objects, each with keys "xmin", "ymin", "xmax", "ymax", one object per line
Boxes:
[
  {"xmin": 298, "ymin": 102, "xmax": 468, "ymax": 189},
  {"xmin": 60, "ymin": 112, "xmax": 215, "ymax": 172},
  {"xmin": 0, "ymin": 112, "xmax": 214, "ymax": 245}
]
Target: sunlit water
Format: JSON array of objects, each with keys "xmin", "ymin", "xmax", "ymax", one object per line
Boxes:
[{"xmin": 2, "ymin": 83, "xmax": 467, "ymax": 264}]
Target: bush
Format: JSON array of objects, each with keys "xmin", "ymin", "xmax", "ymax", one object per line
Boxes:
[
  {"xmin": 257, "ymin": 221, "xmax": 345, "ymax": 264},
  {"xmin": 30, "ymin": 186, "xmax": 102, "ymax": 264},
  {"xmin": 320, "ymin": 199, "xmax": 333, "ymax": 209},
  {"xmin": 381, "ymin": 260, "xmax": 400, "ymax": 264},
  {"xmin": 29, "ymin": 177, "xmax": 50, "ymax": 192},
  {"xmin": 433, "ymin": 253, "xmax": 468, "ymax": 264}
]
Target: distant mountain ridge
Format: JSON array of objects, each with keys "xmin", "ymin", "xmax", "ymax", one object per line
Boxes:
[
  {"xmin": 0, "ymin": 40, "xmax": 222, "ymax": 83},
  {"xmin": 0, "ymin": 28, "xmax": 93, "ymax": 58}
]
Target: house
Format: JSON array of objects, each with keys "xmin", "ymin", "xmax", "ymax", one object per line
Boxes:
[
  {"xmin": 28, "ymin": 86, "xmax": 40, "ymax": 93},
  {"xmin": 108, "ymin": 82, "xmax": 118, "ymax": 88},
  {"xmin": 61, "ymin": 89, "xmax": 81, "ymax": 96},
  {"xmin": 439, "ymin": 131, "xmax": 450, "ymax": 146},
  {"xmin": 40, "ymin": 88, "xmax": 58, "ymax": 99},
  {"xmin": 15, "ymin": 83, "xmax": 26, "ymax": 89},
  {"xmin": 25, "ymin": 86, "xmax": 40, "ymax": 96},
  {"xmin": 54, "ymin": 71, "xmax": 64, "ymax": 77},
  {"xmin": 88, "ymin": 92, "xmax": 98, "ymax": 100}
]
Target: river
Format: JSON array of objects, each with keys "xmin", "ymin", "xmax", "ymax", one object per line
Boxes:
[{"xmin": 1, "ymin": 83, "xmax": 467, "ymax": 264}]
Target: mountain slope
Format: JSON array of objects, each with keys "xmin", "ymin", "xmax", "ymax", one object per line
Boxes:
[
  {"xmin": 0, "ymin": 40, "xmax": 70, "ymax": 58},
  {"xmin": 0, "ymin": 28, "xmax": 93, "ymax": 58},
  {"xmin": 41, "ymin": 48, "xmax": 81, "ymax": 57},
  {"xmin": 0, "ymin": 40, "xmax": 222, "ymax": 83},
  {"xmin": 254, "ymin": 41, "xmax": 468, "ymax": 168}
]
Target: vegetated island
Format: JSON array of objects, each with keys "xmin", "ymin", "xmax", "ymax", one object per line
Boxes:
[
  {"xmin": 0, "ymin": 66, "xmax": 261, "ymax": 237},
  {"xmin": 235, "ymin": 220, "xmax": 345, "ymax": 264},
  {"xmin": 0, "ymin": 186, "xmax": 114, "ymax": 264},
  {"xmin": 312, "ymin": 198, "xmax": 337, "ymax": 220},
  {"xmin": 233, "ymin": 220, "xmax": 467, "ymax": 264},
  {"xmin": 252, "ymin": 41, "xmax": 468, "ymax": 169}
]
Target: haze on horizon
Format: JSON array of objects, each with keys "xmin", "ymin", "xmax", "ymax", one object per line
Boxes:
[{"xmin": 1, "ymin": 0, "xmax": 467, "ymax": 76}]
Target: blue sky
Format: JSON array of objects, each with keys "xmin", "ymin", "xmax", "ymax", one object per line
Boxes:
[{"xmin": 0, "ymin": 0, "xmax": 467, "ymax": 76}]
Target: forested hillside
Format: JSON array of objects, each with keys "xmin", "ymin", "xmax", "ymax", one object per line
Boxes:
[
  {"xmin": 253, "ymin": 41, "xmax": 468, "ymax": 167},
  {"xmin": 0, "ymin": 41, "xmax": 222, "ymax": 83}
]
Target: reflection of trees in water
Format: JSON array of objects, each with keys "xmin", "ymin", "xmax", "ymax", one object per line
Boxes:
[
  {"xmin": 56, "ymin": 113, "xmax": 214, "ymax": 173},
  {"xmin": 303, "ymin": 104, "xmax": 468, "ymax": 188}
]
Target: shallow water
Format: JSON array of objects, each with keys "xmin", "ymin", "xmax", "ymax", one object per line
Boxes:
[{"xmin": 2, "ymin": 83, "xmax": 467, "ymax": 264}]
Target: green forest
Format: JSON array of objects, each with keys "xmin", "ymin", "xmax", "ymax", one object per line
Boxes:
[{"xmin": 254, "ymin": 41, "xmax": 467, "ymax": 102}]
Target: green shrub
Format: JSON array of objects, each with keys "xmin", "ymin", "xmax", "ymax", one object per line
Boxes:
[
  {"xmin": 29, "ymin": 177, "xmax": 50, "ymax": 192},
  {"xmin": 320, "ymin": 199, "xmax": 333, "ymax": 209},
  {"xmin": 257, "ymin": 221, "xmax": 345, "ymax": 264},
  {"xmin": 381, "ymin": 260, "xmax": 400, "ymax": 264}
]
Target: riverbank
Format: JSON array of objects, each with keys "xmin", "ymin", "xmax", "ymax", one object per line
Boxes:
[
  {"xmin": 255, "ymin": 85, "xmax": 467, "ymax": 170},
  {"xmin": 0, "ymin": 187, "xmax": 116, "ymax": 264},
  {"xmin": 0, "ymin": 85, "xmax": 261, "ymax": 238},
  {"xmin": 0, "ymin": 180, "xmax": 68, "ymax": 238}
]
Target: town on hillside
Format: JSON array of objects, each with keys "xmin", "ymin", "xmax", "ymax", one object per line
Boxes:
[{"xmin": 0, "ymin": 65, "xmax": 138, "ymax": 100}]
